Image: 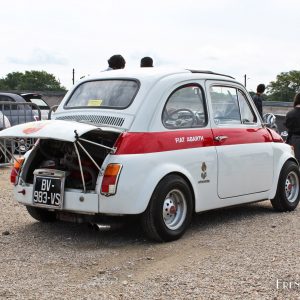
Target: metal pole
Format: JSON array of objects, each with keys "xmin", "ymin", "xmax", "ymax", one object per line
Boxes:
[
  {"xmin": 72, "ymin": 68, "xmax": 75, "ymax": 85},
  {"xmin": 244, "ymin": 74, "xmax": 247, "ymax": 88}
]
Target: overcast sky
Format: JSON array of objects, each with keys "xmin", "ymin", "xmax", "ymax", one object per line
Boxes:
[{"xmin": 1, "ymin": 0, "xmax": 300, "ymax": 92}]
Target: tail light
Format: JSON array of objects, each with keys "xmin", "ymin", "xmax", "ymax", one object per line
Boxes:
[
  {"xmin": 101, "ymin": 163, "xmax": 122, "ymax": 196},
  {"xmin": 10, "ymin": 158, "xmax": 25, "ymax": 184}
]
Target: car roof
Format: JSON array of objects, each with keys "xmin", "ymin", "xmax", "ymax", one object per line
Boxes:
[
  {"xmin": 20, "ymin": 93, "xmax": 42, "ymax": 100},
  {"xmin": 0, "ymin": 92, "xmax": 27, "ymax": 102},
  {"xmin": 78, "ymin": 67, "xmax": 237, "ymax": 85}
]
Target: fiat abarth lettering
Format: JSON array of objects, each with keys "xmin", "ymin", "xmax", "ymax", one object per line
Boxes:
[{"xmin": 0, "ymin": 68, "xmax": 299, "ymax": 242}]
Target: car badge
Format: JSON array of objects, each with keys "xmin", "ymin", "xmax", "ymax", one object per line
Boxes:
[
  {"xmin": 199, "ymin": 162, "xmax": 209, "ymax": 183},
  {"xmin": 201, "ymin": 162, "xmax": 207, "ymax": 179}
]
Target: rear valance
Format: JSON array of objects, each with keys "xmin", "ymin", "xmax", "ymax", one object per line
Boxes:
[{"xmin": 0, "ymin": 120, "xmax": 122, "ymax": 142}]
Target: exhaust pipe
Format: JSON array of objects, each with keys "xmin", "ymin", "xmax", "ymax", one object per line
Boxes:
[{"xmin": 93, "ymin": 224, "xmax": 111, "ymax": 231}]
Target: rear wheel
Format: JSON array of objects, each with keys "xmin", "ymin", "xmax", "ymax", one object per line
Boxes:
[
  {"xmin": 26, "ymin": 206, "xmax": 57, "ymax": 222},
  {"xmin": 141, "ymin": 175, "xmax": 193, "ymax": 242},
  {"xmin": 271, "ymin": 160, "xmax": 300, "ymax": 211}
]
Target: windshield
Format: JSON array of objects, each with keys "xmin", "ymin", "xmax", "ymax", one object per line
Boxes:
[{"xmin": 65, "ymin": 80, "xmax": 139, "ymax": 109}]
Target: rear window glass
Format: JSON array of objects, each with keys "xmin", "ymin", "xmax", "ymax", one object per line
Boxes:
[
  {"xmin": 65, "ymin": 80, "xmax": 139, "ymax": 109},
  {"xmin": 30, "ymin": 98, "xmax": 49, "ymax": 108}
]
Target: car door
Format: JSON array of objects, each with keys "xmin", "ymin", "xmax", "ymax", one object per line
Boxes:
[{"xmin": 206, "ymin": 82, "xmax": 274, "ymax": 199}]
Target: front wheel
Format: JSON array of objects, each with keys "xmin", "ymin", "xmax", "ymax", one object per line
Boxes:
[
  {"xmin": 141, "ymin": 175, "xmax": 193, "ymax": 242},
  {"xmin": 271, "ymin": 160, "xmax": 300, "ymax": 211}
]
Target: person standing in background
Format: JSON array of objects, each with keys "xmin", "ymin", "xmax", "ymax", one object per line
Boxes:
[
  {"xmin": 140, "ymin": 57, "xmax": 153, "ymax": 67},
  {"xmin": 104, "ymin": 54, "xmax": 126, "ymax": 71},
  {"xmin": 285, "ymin": 92, "xmax": 300, "ymax": 162},
  {"xmin": 252, "ymin": 83, "xmax": 265, "ymax": 118}
]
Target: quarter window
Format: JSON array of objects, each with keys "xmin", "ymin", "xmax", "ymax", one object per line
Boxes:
[
  {"xmin": 162, "ymin": 85, "xmax": 207, "ymax": 129},
  {"xmin": 237, "ymin": 90, "xmax": 257, "ymax": 124}
]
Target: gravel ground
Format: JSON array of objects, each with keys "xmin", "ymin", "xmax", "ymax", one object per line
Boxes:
[{"xmin": 0, "ymin": 166, "xmax": 299, "ymax": 300}]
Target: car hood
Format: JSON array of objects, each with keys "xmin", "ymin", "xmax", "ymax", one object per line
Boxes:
[{"xmin": 0, "ymin": 120, "xmax": 122, "ymax": 142}]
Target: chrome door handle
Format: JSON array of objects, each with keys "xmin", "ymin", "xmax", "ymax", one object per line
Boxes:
[{"xmin": 214, "ymin": 135, "xmax": 228, "ymax": 142}]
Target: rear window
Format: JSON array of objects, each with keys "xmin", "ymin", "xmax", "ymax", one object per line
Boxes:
[
  {"xmin": 30, "ymin": 98, "xmax": 49, "ymax": 108},
  {"xmin": 65, "ymin": 80, "xmax": 139, "ymax": 109}
]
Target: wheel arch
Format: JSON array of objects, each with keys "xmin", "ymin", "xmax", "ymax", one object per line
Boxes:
[
  {"xmin": 269, "ymin": 156, "xmax": 299, "ymax": 200},
  {"xmin": 140, "ymin": 169, "xmax": 197, "ymax": 214}
]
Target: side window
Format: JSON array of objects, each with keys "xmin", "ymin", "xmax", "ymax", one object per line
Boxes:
[
  {"xmin": 237, "ymin": 90, "xmax": 257, "ymax": 124},
  {"xmin": 162, "ymin": 84, "xmax": 207, "ymax": 129},
  {"xmin": 210, "ymin": 86, "xmax": 241, "ymax": 125}
]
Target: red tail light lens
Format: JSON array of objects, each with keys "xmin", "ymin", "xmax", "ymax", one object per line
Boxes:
[
  {"xmin": 10, "ymin": 168, "xmax": 18, "ymax": 184},
  {"xmin": 101, "ymin": 164, "xmax": 122, "ymax": 195},
  {"xmin": 10, "ymin": 158, "xmax": 25, "ymax": 184}
]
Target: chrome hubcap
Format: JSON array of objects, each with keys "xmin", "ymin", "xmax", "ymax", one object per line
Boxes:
[
  {"xmin": 163, "ymin": 189, "xmax": 187, "ymax": 230},
  {"xmin": 285, "ymin": 171, "xmax": 299, "ymax": 203}
]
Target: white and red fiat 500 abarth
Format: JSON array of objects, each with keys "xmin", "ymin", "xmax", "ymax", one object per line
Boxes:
[{"xmin": 1, "ymin": 68, "xmax": 299, "ymax": 242}]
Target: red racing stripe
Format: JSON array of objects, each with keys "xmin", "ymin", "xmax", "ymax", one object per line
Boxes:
[
  {"xmin": 114, "ymin": 127, "xmax": 276, "ymax": 155},
  {"xmin": 212, "ymin": 127, "xmax": 274, "ymax": 146}
]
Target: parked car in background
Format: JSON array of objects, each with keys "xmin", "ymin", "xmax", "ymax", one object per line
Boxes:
[
  {"xmin": 0, "ymin": 111, "xmax": 11, "ymax": 163},
  {"xmin": 0, "ymin": 92, "xmax": 40, "ymax": 154},
  {"xmin": 0, "ymin": 93, "xmax": 39, "ymax": 125},
  {"xmin": 0, "ymin": 110, "xmax": 11, "ymax": 130},
  {"xmin": 20, "ymin": 93, "xmax": 50, "ymax": 120},
  {"xmin": 0, "ymin": 68, "xmax": 299, "ymax": 242}
]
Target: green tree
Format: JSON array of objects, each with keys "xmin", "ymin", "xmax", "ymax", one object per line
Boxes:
[
  {"xmin": 0, "ymin": 70, "xmax": 66, "ymax": 91},
  {"xmin": 267, "ymin": 70, "xmax": 300, "ymax": 102},
  {"xmin": 0, "ymin": 72, "xmax": 23, "ymax": 90}
]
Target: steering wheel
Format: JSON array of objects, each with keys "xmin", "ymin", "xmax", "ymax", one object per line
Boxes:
[{"xmin": 165, "ymin": 108, "xmax": 196, "ymax": 128}]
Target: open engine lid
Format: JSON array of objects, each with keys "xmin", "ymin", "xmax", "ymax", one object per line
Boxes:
[{"xmin": 0, "ymin": 120, "xmax": 122, "ymax": 142}]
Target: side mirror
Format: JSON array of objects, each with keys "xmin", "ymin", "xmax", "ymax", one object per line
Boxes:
[
  {"xmin": 263, "ymin": 113, "xmax": 276, "ymax": 127},
  {"xmin": 263, "ymin": 113, "xmax": 279, "ymax": 133}
]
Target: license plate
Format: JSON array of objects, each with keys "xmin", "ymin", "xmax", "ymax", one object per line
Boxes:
[{"xmin": 33, "ymin": 169, "xmax": 66, "ymax": 209}]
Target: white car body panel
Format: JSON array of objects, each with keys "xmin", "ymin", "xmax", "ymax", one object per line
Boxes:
[{"xmin": 216, "ymin": 142, "xmax": 273, "ymax": 198}]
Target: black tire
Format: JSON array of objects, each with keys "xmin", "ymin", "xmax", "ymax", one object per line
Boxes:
[
  {"xmin": 271, "ymin": 160, "xmax": 300, "ymax": 211},
  {"xmin": 26, "ymin": 206, "xmax": 57, "ymax": 222},
  {"xmin": 141, "ymin": 175, "xmax": 193, "ymax": 242}
]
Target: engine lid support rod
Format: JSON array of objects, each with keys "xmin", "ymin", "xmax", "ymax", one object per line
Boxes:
[
  {"xmin": 76, "ymin": 140, "xmax": 102, "ymax": 174},
  {"xmin": 78, "ymin": 138, "xmax": 116, "ymax": 153},
  {"xmin": 73, "ymin": 142, "xmax": 86, "ymax": 193}
]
